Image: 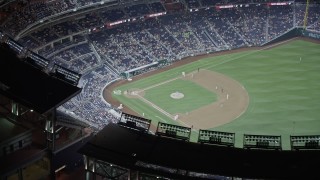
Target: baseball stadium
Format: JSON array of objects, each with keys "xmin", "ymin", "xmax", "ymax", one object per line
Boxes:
[{"xmin": 0, "ymin": 0, "xmax": 320, "ymax": 180}]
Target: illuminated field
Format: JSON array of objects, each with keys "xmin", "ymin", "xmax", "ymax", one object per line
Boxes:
[{"xmin": 112, "ymin": 40, "xmax": 320, "ymax": 149}]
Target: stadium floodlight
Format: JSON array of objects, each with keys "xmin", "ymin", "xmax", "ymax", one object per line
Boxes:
[
  {"xmin": 243, "ymin": 134, "xmax": 282, "ymax": 150},
  {"xmin": 290, "ymin": 135, "xmax": 320, "ymax": 150},
  {"xmin": 156, "ymin": 122, "xmax": 191, "ymax": 141},
  {"xmin": 198, "ymin": 129, "xmax": 235, "ymax": 147},
  {"xmin": 118, "ymin": 112, "xmax": 151, "ymax": 133},
  {"xmin": 51, "ymin": 64, "xmax": 81, "ymax": 86}
]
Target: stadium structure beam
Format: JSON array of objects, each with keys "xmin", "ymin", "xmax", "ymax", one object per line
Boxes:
[{"xmin": 45, "ymin": 109, "xmax": 57, "ymax": 180}]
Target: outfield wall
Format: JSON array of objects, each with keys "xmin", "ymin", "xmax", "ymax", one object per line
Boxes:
[
  {"xmin": 302, "ymin": 30, "xmax": 320, "ymax": 40},
  {"xmin": 263, "ymin": 28, "xmax": 320, "ymax": 46},
  {"xmin": 262, "ymin": 28, "xmax": 301, "ymax": 46}
]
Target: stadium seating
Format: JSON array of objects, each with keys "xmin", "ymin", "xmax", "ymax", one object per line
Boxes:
[{"xmin": 1, "ymin": 0, "xmax": 319, "ymax": 130}]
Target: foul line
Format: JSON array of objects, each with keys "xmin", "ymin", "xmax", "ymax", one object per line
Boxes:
[
  {"xmin": 137, "ymin": 76, "xmax": 181, "ymax": 93},
  {"xmin": 136, "ymin": 92, "xmax": 190, "ymax": 127},
  {"xmin": 133, "ymin": 38, "xmax": 296, "ymax": 126},
  {"xmin": 155, "ymin": 116, "xmax": 168, "ymax": 123},
  {"xmin": 136, "ymin": 93, "xmax": 174, "ymax": 119}
]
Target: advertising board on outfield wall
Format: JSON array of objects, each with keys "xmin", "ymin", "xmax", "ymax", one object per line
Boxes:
[{"xmin": 302, "ymin": 30, "xmax": 320, "ymax": 40}]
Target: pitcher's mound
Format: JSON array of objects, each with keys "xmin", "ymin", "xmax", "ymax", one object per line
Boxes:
[{"xmin": 170, "ymin": 92, "xmax": 184, "ymax": 99}]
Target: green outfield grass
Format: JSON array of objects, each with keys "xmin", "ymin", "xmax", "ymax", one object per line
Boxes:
[{"xmin": 112, "ymin": 40, "xmax": 320, "ymax": 149}]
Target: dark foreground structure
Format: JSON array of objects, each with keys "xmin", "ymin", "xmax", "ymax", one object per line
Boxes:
[
  {"xmin": 79, "ymin": 123, "xmax": 320, "ymax": 180},
  {"xmin": 0, "ymin": 37, "xmax": 84, "ymax": 179},
  {"xmin": 0, "ymin": 42, "xmax": 81, "ymax": 114}
]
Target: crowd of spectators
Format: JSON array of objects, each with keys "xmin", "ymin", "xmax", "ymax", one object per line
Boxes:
[
  {"xmin": 58, "ymin": 64, "xmax": 120, "ymax": 130},
  {"xmin": 295, "ymin": 4, "xmax": 320, "ymax": 29},
  {"xmin": 229, "ymin": 5, "xmax": 267, "ymax": 45},
  {"xmin": 0, "ymin": 0, "xmax": 166, "ymax": 37},
  {"xmin": 2, "ymin": 0, "xmax": 318, "ymax": 38},
  {"xmin": 53, "ymin": 50, "xmax": 98, "ymax": 73},
  {"xmin": 268, "ymin": 5, "xmax": 294, "ymax": 39},
  {"xmin": 1, "ymin": 1, "xmax": 319, "ymax": 130}
]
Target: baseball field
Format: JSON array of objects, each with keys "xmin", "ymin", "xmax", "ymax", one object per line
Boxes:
[{"xmin": 106, "ymin": 39, "xmax": 320, "ymax": 150}]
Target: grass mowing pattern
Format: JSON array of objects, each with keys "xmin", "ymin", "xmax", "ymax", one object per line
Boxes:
[
  {"xmin": 144, "ymin": 79, "xmax": 217, "ymax": 114},
  {"xmin": 112, "ymin": 40, "xmax": 320, "ymax": 149},
  {"xmin": 207, "ymin": 40, "xmax": 320, "ymax": 148}
]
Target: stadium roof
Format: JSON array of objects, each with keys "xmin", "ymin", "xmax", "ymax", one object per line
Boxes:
[
  {"xmin": 79, "ymin": 123, "xmax": 320, "ymax": 179},
  {"xmin": 0, "ymin": 44, "xmax": 81, "ymax": 114}
]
